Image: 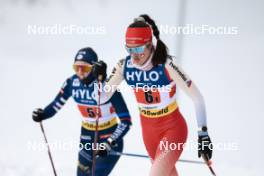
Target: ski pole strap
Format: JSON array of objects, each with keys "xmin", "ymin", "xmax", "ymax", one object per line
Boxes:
[
  {"xmin": 109, "ymin": 151, "xmax": 205, "ymax": 164},
  {"xmin": 40, "ymin": 122, "xmax": 57, "ymax": 176}
]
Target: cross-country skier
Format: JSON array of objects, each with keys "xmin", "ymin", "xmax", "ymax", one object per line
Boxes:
[
  {"xmin": 32, "ymin": 47, "xmax": 132, "ymax": 176},
  {"xmin": 92, "ymin": 15, "xmax": 213, "ymax": 176}
]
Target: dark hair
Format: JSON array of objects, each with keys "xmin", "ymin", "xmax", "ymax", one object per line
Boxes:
[{"xmin": 128, "ymin": 14, "xmax": 168, "ymax": 66}]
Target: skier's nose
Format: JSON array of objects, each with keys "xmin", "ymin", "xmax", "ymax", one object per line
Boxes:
[{"xmin": 77, "ymin": 68, "xmax": 84, "ymax": 75}]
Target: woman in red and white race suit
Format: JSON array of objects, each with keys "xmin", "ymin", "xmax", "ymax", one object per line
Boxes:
[{"xmin": 93, "ymin": 14, "xmax": 213, "ymax": 176}]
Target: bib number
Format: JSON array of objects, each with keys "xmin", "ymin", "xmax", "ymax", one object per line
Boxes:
[{"xmin": 135, "ymin": 89, "xmax": 161, "ymax": 104}]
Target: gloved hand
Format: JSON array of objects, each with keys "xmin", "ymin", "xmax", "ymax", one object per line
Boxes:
[
  {"xmin": 32, "ymin": 108, "xmax": 45, "ymax": 122},
  {"xmin": 96, "ymin": 141, "xmax": 112, "ymax": 157},
  {"xmin": 198, "ymin": 127, "xmax": 213, "ymax": 160},
  {"xmin": 92, "ymin": 60, "xmax": 107, "ymax": 81}
]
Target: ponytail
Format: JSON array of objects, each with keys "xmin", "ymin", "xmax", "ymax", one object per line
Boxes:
[{"xmin": 139, "ymin": 14, "xmax": 168, "ymax": 66}]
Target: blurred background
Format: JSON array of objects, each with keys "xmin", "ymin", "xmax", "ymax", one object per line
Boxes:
[{"xmin": 0, "ymin": 0, "xmax": 263, "ymax": 175}]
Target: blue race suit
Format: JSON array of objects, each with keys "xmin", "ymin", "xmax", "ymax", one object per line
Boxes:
[{"xmin": 41, "ymin": 74, "xmax": 131, "ymax": 176}]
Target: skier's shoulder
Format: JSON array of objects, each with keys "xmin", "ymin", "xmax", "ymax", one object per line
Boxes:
[
  {"xmin": 61, "ymin": 74, "xmax": 77, "ymax": 88},
  {"xmin": 64, "ymin": 74, "xmax": 77, "ymax": 83},
  {"xmin": 165, "ymin": 55, "xmax": 179, "ymax": 65},
  {"xmin": 165, "ymin": 55, "xmax": 183, "ymax": 71}
]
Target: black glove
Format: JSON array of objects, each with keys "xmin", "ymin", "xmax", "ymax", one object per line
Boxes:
[
  {"xmin": 198, "ymin": 127, "xmax": 213, "ymax": 160},
  {"xmin": 92, "ymin": 60, "xmax": 107, "ymax": 81},
  {"xmin": 96, "ymin": 141, "xmax": 112, "ymax": 157},
  {"xmin": 32, "ymin": 108, "xmax": 45, "ymax": 122}
]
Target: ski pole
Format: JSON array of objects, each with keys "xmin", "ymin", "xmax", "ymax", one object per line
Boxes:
[
  {"xmin": 91, "ymin": 75, "xmax": 103, "ymax": 176},
  {"xmin": 40, "ymin": 122, "xmax": 57, "ymax": 176},
  {"xmin": 201, "ymin": 154, "xmax": 216, "ymax": 176},
  {"xmin": 110, "ymin": 151, "xmax": 205, "ymax": 165}
]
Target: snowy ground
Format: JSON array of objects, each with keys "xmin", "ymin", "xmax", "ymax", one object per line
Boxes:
[{"xmin": 0, "ymin": 0, "xmax": 264, "ymax": 175}]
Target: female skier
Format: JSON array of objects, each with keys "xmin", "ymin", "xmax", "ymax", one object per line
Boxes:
[
  {"xmin": 32, "ymin": 47, "xmax": 132, "ymax": 176},
  {"xmin": 93, "ymin": 15, "xmax": 213, "ymax": 176}
]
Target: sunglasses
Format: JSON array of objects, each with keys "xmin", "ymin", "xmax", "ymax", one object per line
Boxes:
[
  {"xmin": 125, "ymin": 44, "xmax": 147, "ymax": 54},
  {"xmin": 73, "ymin": 64, "xmax": 92, "ymax": 73}
]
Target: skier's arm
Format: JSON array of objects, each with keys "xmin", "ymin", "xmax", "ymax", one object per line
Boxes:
[
  {"xmin": 108, "ymin": 91, "xmax": 132, "ymax": 144},
  {"xmin": 165, "ymin": 57, "xmax": 207, "ymax": 130},
  {"xmin": 103, "ymin": 59, "xmax": 125, "ymax": 101},
  {"xmin": 41, "ymin": 78, "xmax": 72, "ymax": 120}
]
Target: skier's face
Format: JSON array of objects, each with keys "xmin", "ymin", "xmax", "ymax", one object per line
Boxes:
[
  {"xmin": 73, "ymin": 61, "xmax": 92, "ymax": 80},
  {"xmin": 126, "ymin": 42, "xmax": 152, "ymax": 66}
]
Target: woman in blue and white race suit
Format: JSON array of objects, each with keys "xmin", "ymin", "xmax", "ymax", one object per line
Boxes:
[{"xmin": 32, "ymin": 47, "xmax": 132, "ymax": 176}]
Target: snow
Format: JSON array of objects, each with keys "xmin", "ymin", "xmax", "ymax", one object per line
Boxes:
[{"xmin": 0, "ymin": 0, "xmax": 263, "ymax": 175}]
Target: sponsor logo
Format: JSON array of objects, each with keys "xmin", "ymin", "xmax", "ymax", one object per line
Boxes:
[
  {"xmin": 72, "ymin": 89, "xmax": 96, "ymax": 100},
  {"xmin": 139, "ymin": 101, "xmax": 178, "ymax": 118},
  {"xmin": 76, "ymin": 51, "xmax": 86, "ymax": 60},
  {"xmin": 126, "ymin": 59, "xmax": 133, "ymax": 68},
  {"xmin": 73, "ymin": 78, "xmax": 80, "ymax": 87},
  {"xmin": 126, "ymin": 70, "xmax": 160, "ymax": 82},
  {"xmin": 169, "ymin": 62, "xmax": 192, "ymax": 87},
  {"xmin": 82, "ymin": 118, "xmax": 117, "ymax": 131},
  {"xmin": 140, "ymin": 107, "xmax": 169, "ymax": 116},
  {"xmin": 76, "ymin": 54, "xmax": 83, "ymax": 60}
]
